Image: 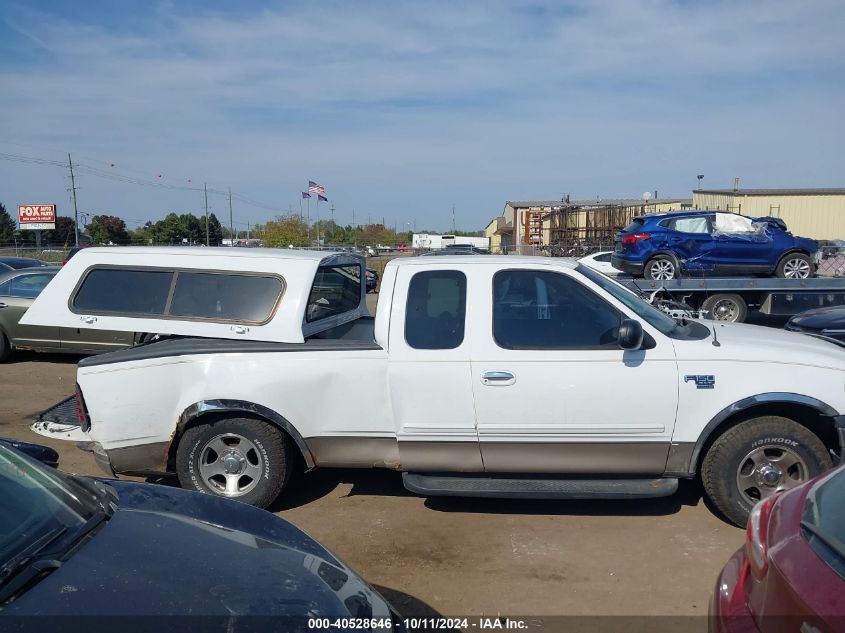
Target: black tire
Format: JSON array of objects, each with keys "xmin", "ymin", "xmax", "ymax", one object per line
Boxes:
[
  {"xmin": 644, "ymin": 255, "xmax": 679, "ymax": 280},
  {"xmin": 776, "ymin": 253, "xmax": 814, "ymax": 279},
  {"xmin": 701, "ymin": 416, "xmax": 831, "ymax": 526},
  {"xmin": 176, "ymin": 417, "xmax": 292, "ymax": 509},
  {"xmin": 0, "ymin": 332, "xmax": 10, "ymax": 363},
  {"xmin": 700, "ymin": 294, "xmax": 748, "ymax": 323}
]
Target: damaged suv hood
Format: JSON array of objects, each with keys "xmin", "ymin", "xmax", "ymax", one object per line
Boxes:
[{"xmin": 4, "ymin": 481, "xmax": 391, "ymax": 618}]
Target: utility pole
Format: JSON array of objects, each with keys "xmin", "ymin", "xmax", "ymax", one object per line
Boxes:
[
  {"xmin": 228, "ymin": 189, "xmax": 234, "ymax": 247},
  {"xmin": 68, "ymin": 153, "xmax": 80, "ymax": 247},
  {"xmin": 204, "ymin": 183, "xmax": 210, "ymax": 246},
  {"xmin": 452, "ymin": 205, "xmax": 456, "ymax": 233},
  {"xmin": 352, "ymin": 209, "xmax": 357, "ymax": 248},
  {"xmin": 247, "ymin": 222, "xmax": 250, "ymax": 240},
  {"xmin": 330, "ymin": 204, "xmax": 335, "ymax": 223}
]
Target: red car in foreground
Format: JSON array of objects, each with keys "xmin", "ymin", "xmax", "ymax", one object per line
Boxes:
[{"xmin": 711, "ymin": 464, "xmax": 845, "ymax": 633}]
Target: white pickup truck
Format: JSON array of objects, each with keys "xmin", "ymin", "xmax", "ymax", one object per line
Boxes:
[{"xmin": 24, "ymin": 247, "xmax": 845, "ymax": 526}]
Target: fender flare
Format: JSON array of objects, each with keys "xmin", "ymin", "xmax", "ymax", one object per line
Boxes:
[
  {"xmin": 177, "ymin": 399, "xmax": 315, "ymax": 469},
  {"xmin": 667, "ymin": 392, "xmax": 839, "ymax": 477}
]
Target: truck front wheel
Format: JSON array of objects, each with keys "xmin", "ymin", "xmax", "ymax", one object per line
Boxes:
[
  {"xmin": 701, "ymin": 416, "xmax": 831, "ymax": 526},
  {"xmin": 176, "ymin": 417, "xmax": 292, "ymax": 509}
]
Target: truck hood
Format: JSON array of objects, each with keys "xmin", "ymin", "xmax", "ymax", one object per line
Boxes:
[
  {"xmin": 5, "ymin": 481, "xmax": 392, "ymax": 619},
  {"xmin": 675, "ymin": 320, "xmax": 845, "ymax": 369}
]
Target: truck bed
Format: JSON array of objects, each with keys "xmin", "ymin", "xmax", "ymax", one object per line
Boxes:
[{"xmin": 78, "ymin": 317, "xmax": 380, "ymax": 368}]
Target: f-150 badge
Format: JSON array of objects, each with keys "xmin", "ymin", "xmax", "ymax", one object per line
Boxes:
[{"xmin": 684, "ymin": 375, "xmax": 715, "ymax": 389}]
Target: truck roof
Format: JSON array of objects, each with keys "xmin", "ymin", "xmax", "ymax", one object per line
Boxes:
[
  {"xmin": 78, "ymin": 247, "xmax": 335, "ymax": 262},
  {"xmin": 389, "ymin": 255, "xmax": 578, "ymax": 268}
]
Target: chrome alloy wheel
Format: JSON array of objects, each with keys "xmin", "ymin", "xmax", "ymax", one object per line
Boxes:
[
  {"xmin": 783, "ymin": 257, "xmax": 811, "ymax": 279},
  {"xmin": 649, "ymin": 259, "xmax": 676, "ymax": 280},
  {"xmin": 198, "ymin": 433, "xmax": 264, "ymax": 497},
  {"xmin": 735, "ymin": 445, "xmax": 809, "ymax": 505},
  {"xmin": 710, "ymin": 298, "xmax": 740, "ymax": 322}
]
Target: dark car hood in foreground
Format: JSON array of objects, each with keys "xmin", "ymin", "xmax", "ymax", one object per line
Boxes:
[
  {"xmin": 4, "ymin": 481, "xmax": 390, "ymax": 618},
  {"xmin": 789, "ymin": 306, "xmax": 845, "ymax": 331}
]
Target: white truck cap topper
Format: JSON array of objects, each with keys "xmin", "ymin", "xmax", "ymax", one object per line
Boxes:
[{"xmin": 20, "ymin": 247, "xmax": 369, "ymax": 343}]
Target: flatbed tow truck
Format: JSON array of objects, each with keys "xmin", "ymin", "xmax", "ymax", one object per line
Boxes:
[{"xmin": 618, "ymin": 275, "xmax": 845, "ymax": 323}]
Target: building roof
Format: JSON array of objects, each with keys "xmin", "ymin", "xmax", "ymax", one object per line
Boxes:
[
  {"xmin": 506, "ymin": 198, "xmax": 691, "ymax": 208},
  {"xmin": 694, "ymin": 188, "xmax": 845, "ymax": 197}
]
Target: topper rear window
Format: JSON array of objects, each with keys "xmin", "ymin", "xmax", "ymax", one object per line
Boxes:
[{"xmin": 71, "ymin": 267, "xmax": 284, "ymax": 324}]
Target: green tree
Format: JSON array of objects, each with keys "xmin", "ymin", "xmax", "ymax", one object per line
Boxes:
[
  {"xmin": 204, "ymin": 213, "xmax": 223, "ymax": 245},
  {"xmin": 150, "ymin": 213, "xmax": 182, "ymax": 243},
  {"xmin": 0, "ymin": 203, "xmax": 17, "ymax": 243},
  {"xmin": 88, "ymin": 215, "xmax": 129, "ymax": 245},
  {"xmin": 128, "ymin": 222, "xmax": 154, "ymax": 245},
  {"xmin": 262, "ymin": 214, "xmax": 309, "ymax": 247}
]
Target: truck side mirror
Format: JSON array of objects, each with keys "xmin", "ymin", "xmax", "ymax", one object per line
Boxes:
[{"xmin": 618, "ymin": 319, "xmax": 644, "ymax": 350}]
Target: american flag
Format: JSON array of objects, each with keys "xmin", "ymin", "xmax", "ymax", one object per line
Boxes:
[
  {"xmin": 318, "ymin": 194, "xmax": 328, "ymax": 202},
  {"xmin": 301, "ymin": 191, "xmax": 311, "ymax": 199},
  {"xmin": 308, "ymin": 180, "xmax": 326, "ymax": 195}
]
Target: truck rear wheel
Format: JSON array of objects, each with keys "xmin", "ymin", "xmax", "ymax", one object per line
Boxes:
[
  {"xmin": 700, "ymin": 294, "xmax": 747, "ymax": 323},
  {"xmin": 176, "ymin": 417, "xmax": 292, "ymax": 509},
  {"xmin": 701, "ymin": 416, "xmax": 831, "ymax": 526}
]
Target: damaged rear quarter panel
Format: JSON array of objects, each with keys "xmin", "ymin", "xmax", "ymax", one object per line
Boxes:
[{"xmin": 78, "ymin": 348, "xmax": 393, "ymax": 468}]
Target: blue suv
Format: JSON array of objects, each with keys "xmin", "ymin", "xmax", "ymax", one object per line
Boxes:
[{"xmin": 611, "ymin": 210, "xmax": 818, "ymax": 280}]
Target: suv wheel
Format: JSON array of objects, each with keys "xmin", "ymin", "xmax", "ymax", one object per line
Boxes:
[
  {"xmin": 0, "ymin": 332, "xmax": 10, "ymax": 362},
  {"xmin": 644, "ymin": 255, "xmax": 678, "ymax": 280},
  {"xmin": 701, "ymin": 416, "xmax": 831, "ymax": 526},
  {"xmin": 176, "ymin": 417, "xmax": 292, "ymax": 509},
  {"xmin": 776, "ymin": 253, "xmax": 813, "ymax": 279}
]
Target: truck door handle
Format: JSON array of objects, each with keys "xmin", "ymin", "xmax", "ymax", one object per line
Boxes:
[
  {"xmin": 230, "ymin": 325, "xmax": 250, "ymax": 334},
  {"xmin": 481, "ymin": 371, "xmax": 515, "ymax": 386},
  {"xmin": 0, "ymin": 302, "xmax": 6, "ymax": 309},
  {"xmin": 80, "ymin": 316, "xmax": 97, "ymax": 324}
]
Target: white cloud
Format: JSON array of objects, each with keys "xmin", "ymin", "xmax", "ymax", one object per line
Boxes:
[{"xmin": 1, "ymin": 0, "xmax": 843, "ymax": 230}]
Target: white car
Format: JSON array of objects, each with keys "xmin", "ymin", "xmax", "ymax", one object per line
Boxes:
[
  {"xmin": 24, "ymin": 247, "xmax": 845, "ymax": 526},
  {"xmin": 577, "ymin": 251, "xmax": 619, "ymax": 275}
]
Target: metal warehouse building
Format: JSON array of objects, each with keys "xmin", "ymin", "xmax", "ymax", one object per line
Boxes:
[{"xmin": 693, "ymin": 188, "xmax": 845, "ymax": 240}]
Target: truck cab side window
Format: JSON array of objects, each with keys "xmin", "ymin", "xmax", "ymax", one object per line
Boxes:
[
  {"xmin": 405, "ymin": 270, "xmax": 466, "ymax": 350},
  {"xmin": 493, "ymin": 270, "xmax": 622, "ymax": 349}
]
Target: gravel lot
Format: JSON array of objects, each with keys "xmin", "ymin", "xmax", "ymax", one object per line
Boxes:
[{"xmin": 0, "ymin": 293, "xmax": 744, "ymax": 624}]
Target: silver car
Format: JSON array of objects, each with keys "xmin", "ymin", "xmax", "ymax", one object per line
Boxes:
[{"xmin": 0, "ymin": 267, "xmax": 134, "ymax": 361}]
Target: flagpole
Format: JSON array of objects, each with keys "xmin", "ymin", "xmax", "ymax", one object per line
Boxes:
[
  {"xmin": 307, "ymin": 196, "xmax": 311, "ymax": 245},
  {"xmin": 316, "ymin": 196, "xmax": 321, "ymax": 249}
]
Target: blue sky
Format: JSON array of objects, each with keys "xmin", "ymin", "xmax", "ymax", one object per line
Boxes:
[{"xmin": 1, "ymin": 0, "xmax": 843, "ymax": 233}]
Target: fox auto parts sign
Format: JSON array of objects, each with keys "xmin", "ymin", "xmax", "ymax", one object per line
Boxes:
[{"xmin": 18, "ymin": 204, "xmax": 56, "ymax": 230}]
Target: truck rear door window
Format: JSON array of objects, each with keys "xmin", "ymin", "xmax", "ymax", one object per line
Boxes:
[
  {"xmin": 405, "ymin": 270, "xmax": 466, "ymax": 349},
  {"xmin": 306, "ymin": 265, "xmax": 362, "ymax": 322},
  {"xmin": 169, "ymin": 272, "xmax": 283, "ymax": 322},
  {"xmin": 73, "ymin": 269, "xmax": 173, "ymax": 315}
]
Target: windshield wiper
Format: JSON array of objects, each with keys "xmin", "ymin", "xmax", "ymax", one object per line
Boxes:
[
  {"xmin": 801, "ymin": 520, "xmax": 845, "ymax": 561},
  {"xmin": 0, "ymin": 509, "xmax": 110, "ymax": 605},
  {"xmin": 65, "ymin": 474, "xmax": 117, "ymax": 516}
]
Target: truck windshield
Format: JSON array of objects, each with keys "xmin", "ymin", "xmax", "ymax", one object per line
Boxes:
[{"xmin": 575, "ymin": 265, "xmax": 678, "ymax": 335}]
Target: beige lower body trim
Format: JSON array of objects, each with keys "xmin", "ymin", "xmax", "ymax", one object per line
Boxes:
[{"xmin": 305, "ymin": 436, "xmax": 671, "ymax": 475}]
